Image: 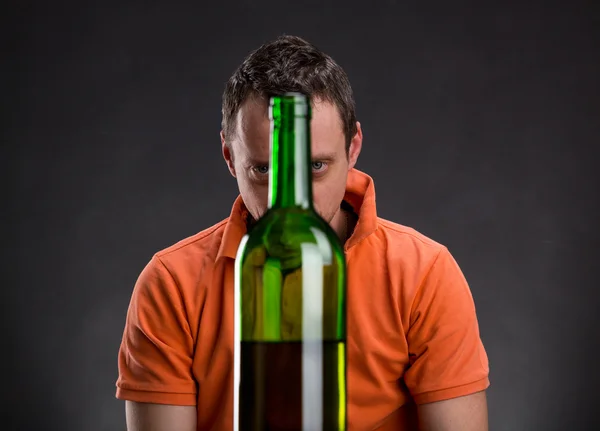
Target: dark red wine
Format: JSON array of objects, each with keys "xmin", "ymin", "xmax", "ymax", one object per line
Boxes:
[{"xmin": 239, "ymin": 340, "xmax": 346, "ymax": 431}]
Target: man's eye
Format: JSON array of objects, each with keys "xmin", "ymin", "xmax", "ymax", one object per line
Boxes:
[
  {"xmin": 312, "ymin": 161, "xmax": 327, "ymax": 171},
  {"xmin": 253, "ymin": 165, "xmax": 269, "ymax": 174},
  {"xmin": 253, "ymin": 163, "xmax": 325, "ymax": 175}
]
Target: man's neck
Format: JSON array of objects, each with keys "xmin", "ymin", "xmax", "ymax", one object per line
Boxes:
[{"xmin": 330, "ymin": 201, "xmax": 358, "ymax": 244}]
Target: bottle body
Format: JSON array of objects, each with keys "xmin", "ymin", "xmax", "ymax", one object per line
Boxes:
[{"xmin": 234, "ymin": 93, "xmax": 347, "ymax": 431}]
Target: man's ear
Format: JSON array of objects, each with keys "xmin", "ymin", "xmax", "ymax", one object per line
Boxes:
[
  {"xmin": 347, "ymin": 121, "xmax": 363, "ymax": 170},
  {"xmin": 221, "ymin": 130, "xmax": 236, "ymax": 178}
]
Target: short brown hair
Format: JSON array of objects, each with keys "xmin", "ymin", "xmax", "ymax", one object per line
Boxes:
[{"xmin": 221, "ymin": 35, "xmax": 357, "ymax": 151}]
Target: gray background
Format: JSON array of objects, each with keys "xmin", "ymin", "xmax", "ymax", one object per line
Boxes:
[{"xmin": 5, "ymin": 0, "xmax": 599, "ymax": 430}]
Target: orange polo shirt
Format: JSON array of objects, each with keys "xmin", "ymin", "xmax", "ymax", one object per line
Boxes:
[{"xmin": 116, "ymin": 168, "xmax": 490, "ymax": 430}]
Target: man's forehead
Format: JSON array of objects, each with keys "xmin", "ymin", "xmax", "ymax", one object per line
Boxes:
[
  {"xmin": 232, "ymin": 96, "xmax": 345, "ymax": 160},
  {"xmin": 235, "ymin": 98, "xmax": 268, "ymax": 137},
  {"xmin": 237, "ymin": 96, "xmax": 269, "ymax": 126}
]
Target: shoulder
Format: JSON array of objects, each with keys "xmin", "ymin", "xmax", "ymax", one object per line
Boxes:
[
  {"xmin": 374, "ymin": 217, "xmax": 448, "ymax": 262},
  {"xmin": 140, "ymin": 217, "xmax": 230, "ymax": 281},
  {"xmin": 155, "ymin": 218, "xmax": 229, "ymax": 259},
  {"xmin": 356, "ymin": 217, "xmax": 468, "ymax": 293},
  {"xmin": 372, "ymin": 218, "xmax": 474, "ymax": 302},
  {"xmin": 128, "ymin": 217, "xmax": 231, "ymax": 313}
]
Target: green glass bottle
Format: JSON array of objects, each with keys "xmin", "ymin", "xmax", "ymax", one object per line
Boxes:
[{"xmin": 233, "ymin": 93, "xmax": 347, "ymax": 431}]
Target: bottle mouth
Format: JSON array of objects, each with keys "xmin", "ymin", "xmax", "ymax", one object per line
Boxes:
[{"xmin": 269, "ymin": 92, "xmax": 311, "ymax": 119}]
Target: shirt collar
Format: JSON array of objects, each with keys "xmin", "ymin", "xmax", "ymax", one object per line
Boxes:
[{"xmin": 217, "ymin": 168, "xmax": 378, "ymax": 260}]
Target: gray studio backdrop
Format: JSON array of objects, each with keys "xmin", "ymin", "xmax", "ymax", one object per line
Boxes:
[{"xmin": 7, "ymin": 1, "xmax": 599, "ymax": 430}]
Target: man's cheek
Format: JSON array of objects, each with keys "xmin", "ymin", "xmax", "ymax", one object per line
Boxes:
[
  {"xmin": 312, "ymin": 183, "xmax": 324, "ymax": 207},
  {"xmin": 256, "ymin": 185, "xmax": 269, "ymax": 212}
]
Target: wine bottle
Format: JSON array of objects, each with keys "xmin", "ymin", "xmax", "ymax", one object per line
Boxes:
[{"xmin": 233, "ymin": 92, "xmax": 347, "ymax": 431}]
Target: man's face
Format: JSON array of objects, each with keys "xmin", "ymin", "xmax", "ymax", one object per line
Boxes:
[{"xmin": 222, "ymin": 96, "xmax": 362, "ymax": 225}]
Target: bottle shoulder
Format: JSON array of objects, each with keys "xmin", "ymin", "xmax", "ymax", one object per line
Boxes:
[{"xmin": 240, "ymin": 207, "xmax": 343, "ymax": 258}]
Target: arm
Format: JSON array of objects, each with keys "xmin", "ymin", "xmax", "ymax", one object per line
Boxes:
[
  {"xmin": 116, "ymin": 255, "xmax": 198, "ymax": 429},
  {"xmin": 417, "ymin": 390, "xmax": 488, "ymax": 431},
  {"xmin": 126, "ymin": 401, "xmax": 196, "ymax": 431},
  {"xmin": 404, "ymin": 247, "xmax": 490, "ymax": 428}
]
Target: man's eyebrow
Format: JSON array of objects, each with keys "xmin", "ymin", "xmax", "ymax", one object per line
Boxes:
[
  {"xmin": 246, "ymin": 157, "xmax": 269, "ymax": 166},
  {"xmin": 246, "ymin": 152, "xmax": 337, "ymax": 166},
  {"xmin": 312, "ymin": 152, "xmax": 337, "ymax": 161}
]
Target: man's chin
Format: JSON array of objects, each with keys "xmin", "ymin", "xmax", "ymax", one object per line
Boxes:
[{"xmin": 315, "ymin": 208, "xmax": 336, "ymax": 224}]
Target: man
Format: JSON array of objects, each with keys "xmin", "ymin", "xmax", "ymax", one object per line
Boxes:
[{"xmin": 116, "ymin": 35, "xmax": 490, "ymax": 430}]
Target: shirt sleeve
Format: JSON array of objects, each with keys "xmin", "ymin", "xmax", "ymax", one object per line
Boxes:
[
  {"xmin": 115, "ymin": 255, "xmax": 197, "ymax": 405},
  {"xmin": 403, "ymin": 246, "xmax": 490, "ymax": 404}
]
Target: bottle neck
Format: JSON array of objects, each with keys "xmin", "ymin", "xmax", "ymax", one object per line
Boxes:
[{"xmin": 268, "ymin": 94, "xmax": 313, "ymax": 210}]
